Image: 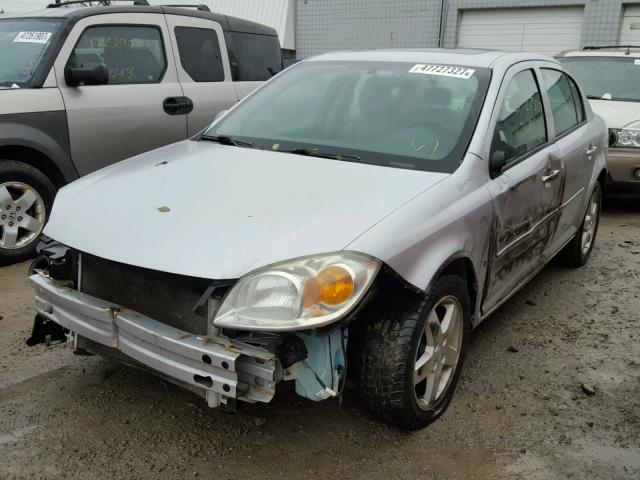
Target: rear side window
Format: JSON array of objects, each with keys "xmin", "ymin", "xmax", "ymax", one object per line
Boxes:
[
  {"xmin": 174, "ymin": 26, "xmax": 224, "ymax": 82},
  {"xmin": 68, "ymin": 25, "xmax": 166, "ymax": 85},
  {"xmin": 541, "ymin": 69, "xmax": 583, "ymax": 136},
  {"xmin": 225, "ymin": 31, "xmax": 282, "ymax": 81},
  {"xmin": 492, "ymin": 69, "xmax": 547, "ymax": 166}
]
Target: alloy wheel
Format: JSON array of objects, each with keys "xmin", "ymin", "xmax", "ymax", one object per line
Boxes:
[
  {"xmin": 581, "ymin": 190, "xmax": 599, "ymax": 255},
  {"xmin": 413, "ymin": 295, "xmax": 464, "ymax": 410},
  {"xmin": 0, "ymin": 181, "xmax": 46, "ymax": 250}
]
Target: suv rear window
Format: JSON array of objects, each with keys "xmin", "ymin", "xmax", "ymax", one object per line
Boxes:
[
  {"xmin": 175, "ymin": 26, "xmax": 224, "ymax": 82},
  {"xmin": 225, "ymin": 31, "xmax": 282, "ymax": 81}
]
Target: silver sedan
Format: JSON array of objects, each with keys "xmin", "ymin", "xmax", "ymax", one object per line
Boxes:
[{"xmin": 31, "ymin": 49, "xmax": 608, "ymax": 430}]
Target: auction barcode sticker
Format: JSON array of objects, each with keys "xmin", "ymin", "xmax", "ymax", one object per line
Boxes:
[
  {"xmin": 14, "ymin": 31, "xmax": 52, "ymax": 44},
  {"xmin": 409, "ymin": 64, "xmax": 475, "ymax": 79}
]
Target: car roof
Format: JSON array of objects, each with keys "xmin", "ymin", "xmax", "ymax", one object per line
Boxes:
[
  {"xmin": 0, "ymin": 6, "xmax": 277, "ymax": 36},
  {"xmin": 558, "ymin": 47, "xmax": 640, "ymax": 59},
  {"xmin": 305, "ymin": 48, "xmax": 557, "ymax": 68}
]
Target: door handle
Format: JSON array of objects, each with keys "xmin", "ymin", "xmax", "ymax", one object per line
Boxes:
[
  {"xmin": 586, "ymin": 144, "xmax": 598, "ymax": 155},
  {"xmin": 163, "ymin": 96, "xmax": 194, "ymax": 115},
  {"xmin": 541, "ymin": 169, "xmax": 561, "ymax": 183}
]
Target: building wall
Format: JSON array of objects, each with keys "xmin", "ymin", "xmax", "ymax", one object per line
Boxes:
[
  {"xmin": 296, "ymin": 0, "xmax": 443, "ymax": 58},
  {"xmin": 296, "ymin": 0, "xmax": 627, "ymax": 58}
]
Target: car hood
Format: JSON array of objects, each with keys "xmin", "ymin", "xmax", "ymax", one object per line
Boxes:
[
  {"xmin": 589, "ymin": 99, "xmax": 640, "ymax": 129},
  {"xmin": 45, "ymin": 140, "xmax": 447, "ymax": 279}
]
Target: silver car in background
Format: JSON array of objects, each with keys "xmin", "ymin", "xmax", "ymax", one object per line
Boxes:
[{"xmin": 30, "ymin": 49, "xmax": 607, "ymax": 430}]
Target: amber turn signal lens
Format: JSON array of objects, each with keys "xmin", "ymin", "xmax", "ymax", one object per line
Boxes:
[{"xmin": 303, "ymin": 266, "xmax": 354, "ymax": 308}]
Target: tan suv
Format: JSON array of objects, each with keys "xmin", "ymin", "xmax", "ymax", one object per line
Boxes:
[
  {"xmin": 0, "ymin": 1, "xmax": 282, "ymax": 264},
  {"xmin": 558, "ymin": 46, "xmax": 640, "ymax": 198}
]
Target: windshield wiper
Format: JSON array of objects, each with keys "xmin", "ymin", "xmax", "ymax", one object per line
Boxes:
[
  {"xmin": 586, "ymin": 95, "xmax": 610, "ymax": 100},
  {"xmin": 287, "ymin": 147, "xmax": 361, "ymax": 162},
  {"xmin": 200, "ymin": 135, "xmax": 254, "ymax": 148}
]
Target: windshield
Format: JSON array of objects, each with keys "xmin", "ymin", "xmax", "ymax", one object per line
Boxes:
[
  {"xmin": 560, "ymin": 56, "xmax": 640, "ymax": 103},
  {"xmin": 204, "ymin": 61, "xmax": 491, "ymax": 173},
  {"xmin": 0, "ymin": 19, "xmax": 62, "ymax": 87}
]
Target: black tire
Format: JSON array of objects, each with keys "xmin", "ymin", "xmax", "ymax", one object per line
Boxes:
[
  {"xmin": 359, "ymin": 275, "xmax": 471, "ymax": 430},
  {"xmin": 0, "ymin": 160, "xmax": 56, "ymax": 266},
  {"xmin": 560, "ymin": 182, "xmax": 602, "ymax": 268}
]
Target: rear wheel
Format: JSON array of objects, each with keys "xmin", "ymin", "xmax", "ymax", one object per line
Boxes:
[
  {"xmin": 0, "ymin": 160, "xmax": 56, "ymax": 266},
  {"xmin": 560, "ymin": 182, "xmax": 601, "ymax": 267},
  {"xmin": 359, "ymin": 275, "xmax": 470, "ymax": 430}
]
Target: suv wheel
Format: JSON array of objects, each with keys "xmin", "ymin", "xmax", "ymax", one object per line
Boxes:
[
  {"xmin": 359, "ymin": 275, "xmax": 471, "ymax": 430},
  {"xmin": 0, "ymin": 160, "xmax": 56, "ymax": 266}
]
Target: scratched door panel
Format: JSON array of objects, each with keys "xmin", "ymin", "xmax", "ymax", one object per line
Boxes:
[{"xmin": 483, "ymin": 144, "xmax": 563, "ymax": 312}]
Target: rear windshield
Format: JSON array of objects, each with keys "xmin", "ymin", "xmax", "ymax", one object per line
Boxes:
[
  {"xmin": 205, "ymin": 61, "xmax": 491, "ymax": 173},
  {"xmin": 225, "ymin": 31, "xmax": 282, "ymax": 81},
  {"xmin": 560, "ymin": 56, "xmax": 640, "ymax": 103},
  {"xmin": 0, "ymin": 19, "xmax": 62, "ymax": 87}
]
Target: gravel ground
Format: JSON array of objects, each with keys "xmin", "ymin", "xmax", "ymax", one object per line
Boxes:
[{"xmin": 0, "ymin": 202, "xmax": 638, "ymax": 480}]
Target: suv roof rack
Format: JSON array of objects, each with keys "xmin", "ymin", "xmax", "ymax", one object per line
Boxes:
[
  {"xmin": 163, "ymin": 4, "xmax": 211, "ymax": 11},
  {"xmin": 583, "ymin": 45, "xmax": 640, "ymax": 54},
  {"xmin": 47, "ymin": 0, "xmax": 149, "ymax": 8}
]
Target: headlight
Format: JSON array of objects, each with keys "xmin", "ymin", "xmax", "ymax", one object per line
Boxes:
[
  {"xmin": 213, "ymin": 252, "xmax": 381, "ymax": 331},
  {"xmin": 610, "ymin": 120, "xmax": 640, "ymax": 148}
]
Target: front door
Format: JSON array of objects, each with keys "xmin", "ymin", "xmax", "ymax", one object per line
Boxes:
[
  {"xmin": 165, "ymin": 14, "xmax": 238, "ymax": 136},
  {"xmin": 483, "ymin": 67, "xmax": 565, "ymax": 314},
  {"xmin": 54, "ymin": 13, "xmax": 186, "ymax": 176}
]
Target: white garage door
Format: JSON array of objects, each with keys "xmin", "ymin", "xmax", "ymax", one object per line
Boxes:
[
  {"xmin": 619, "ymin": 6, "xmax": 640, "ymax": 45},
  {"xmin": 458, "ymin": 7, "xmax": 584, "ymax": 56}
]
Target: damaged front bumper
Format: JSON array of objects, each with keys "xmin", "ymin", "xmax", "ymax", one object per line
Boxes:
[{"xmin": 31, "ymin": 272, "xmax": 277, "ymax": 407}]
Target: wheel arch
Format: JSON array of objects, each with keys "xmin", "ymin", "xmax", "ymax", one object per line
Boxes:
[
  {"xmin": 0, "ymin": 117, "xmax": 79, "ymax": 188},
  {"xmin": 427, "ymin": 254, "xmax": 479, "ymax": 326},
  {"xmin": 0, "ymin": 145, "xmax": 68, "ymax": 189}
]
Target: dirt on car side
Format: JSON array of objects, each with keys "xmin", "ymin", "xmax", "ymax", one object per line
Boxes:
[{"xmin": 0, "ymin": 204, "xmax": 639, "ymax": 480}]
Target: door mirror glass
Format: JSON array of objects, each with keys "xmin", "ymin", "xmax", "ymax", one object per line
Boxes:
[
  {"xmin": 64, "ymin": 64, "xmax": 108, "ymax": 87},
  {"xmin": 489, "ymin": 150, "xmax": 506, "ymax": 177}
]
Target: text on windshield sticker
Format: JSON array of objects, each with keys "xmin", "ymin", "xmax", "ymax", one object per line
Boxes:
[
  {"xmin": 14, "ymin": 31, "xmax": 52, "ymax": 44},
  {"xmin": 409, "ymin": 64, "xmax": 475, "ymax": 79}
]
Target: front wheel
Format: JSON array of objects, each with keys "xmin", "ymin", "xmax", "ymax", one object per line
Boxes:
[
  {"xmin": 0, "ymin": 160, "xmax": 56, "ymax": 266},
  {"xmin": 359, "ymin": 275, "xmax": 470, "ymax": 430},
  {"xmin": 560, "ymin": 182, "xmax": 601, "ymax": 267}
]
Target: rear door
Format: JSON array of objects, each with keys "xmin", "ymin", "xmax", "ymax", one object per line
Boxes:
[
  {"xmin": 483, "ymin": 65, "xmax": 565, "ymax": 314},
  {"xmin": 54, "ymin": 13, "xmax": 186, "ymax": 176},
  {"xmin": 165, "ymin": 14, "xmax": 238, "ymax": 136},
  {"xmin": 539, "ymin": 67, "xmax": 596, "ymax": 253}
]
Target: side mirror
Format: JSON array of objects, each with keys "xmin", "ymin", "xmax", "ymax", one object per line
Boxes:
[
  {"xmin": 65, "ymin": 64, "xmax": 109, "ymax": 87},
  {"xmin": 489, "ymin": 150, "xmax": 506, "ymax": 178},
  {"xmin": 214, "ymin": 109, "xmax": 229, "ymax": 122}
]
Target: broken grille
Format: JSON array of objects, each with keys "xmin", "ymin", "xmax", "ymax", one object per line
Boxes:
[{"xmin": 79, "ymin": 254, "xmax": 213, "ymax": 335}]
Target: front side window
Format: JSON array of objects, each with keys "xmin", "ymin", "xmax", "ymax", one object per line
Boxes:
[
  {"xmin": 0, "ymin": 19, "xmax": 63, "ymax": 87},
  {"xmin": 492, "ymin": 69, "xmax": 547, "ymax": 166},
  {"xmin": 205, "ymin": 61, "xmax": 491, "ymax": 173},
  {"xmin": 68, "ymin": 25, "xmax": 165, "ymax": 85},
  {"xmin": 175, "ymin": 26, "xmax": 223, "ymax": 82},
  {"xmin": 541, "ymin": 69, "xmax": 582, "ymax": 136},
  {"xmin": 559, "ymin": 56, "xmax": 640, "ymax": 103},
  {"xmin": 225, "ymin": 31, "xmax": 282, "ymax": 81}
]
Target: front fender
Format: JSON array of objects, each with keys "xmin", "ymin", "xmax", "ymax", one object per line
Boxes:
[
  {"xmin": 347, "ymin": 172, "xmax": 494, "ymax": 322},
  {"xmin": 0, "ymin": 111, "xmax": 78, "ymax": 183}
]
